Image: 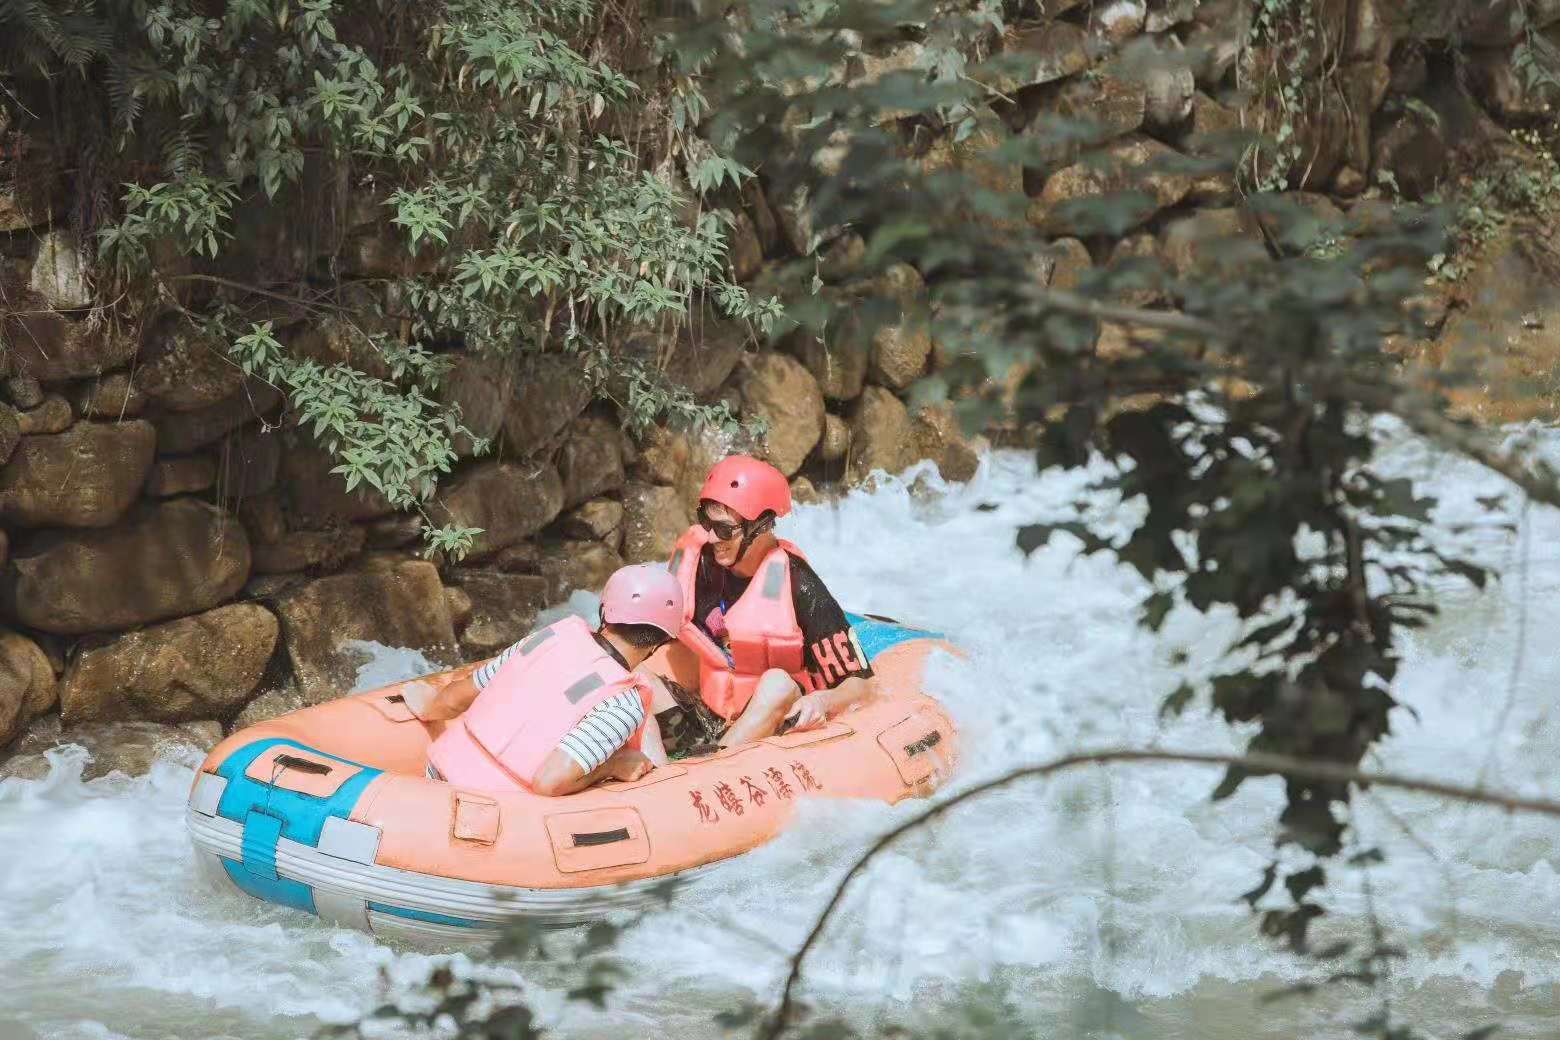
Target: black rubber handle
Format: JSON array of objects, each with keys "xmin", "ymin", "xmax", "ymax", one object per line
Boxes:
[
  {"xmin": 572, "ymin": 828, "xmax": 631, "ymax": 847},
  {"xmin": 903, "ymin": 731, "xmax": 942, "ymax": 757},
  {"xmin": 274, "ymin": 754, "xmax": 332, "ymax": 775}
]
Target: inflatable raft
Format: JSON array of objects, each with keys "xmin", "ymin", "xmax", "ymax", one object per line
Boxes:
[{"xmin": 185, "ymin": 614, "xmax": 958, "ymax": 942}]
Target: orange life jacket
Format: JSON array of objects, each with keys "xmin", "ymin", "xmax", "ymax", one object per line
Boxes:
[
  {"xmin": 668, "ymin": 525, "xmax": 817, "ymax": 721},
  {"xmin": 427, "ymin": 616, "xmax": 652, "ymax": 792}
]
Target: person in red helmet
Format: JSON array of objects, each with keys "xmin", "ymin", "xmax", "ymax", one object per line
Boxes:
[
  {"xmin": 659, "ymin": 455, "xmax": 875, "ymax": 749},
  {"xmin": 404, "ymin": 564, "xmax": 684, "ymax": 796}
]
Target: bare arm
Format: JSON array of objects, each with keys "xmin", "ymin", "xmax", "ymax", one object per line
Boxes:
[
  {"xmin": 531, "ymin": 745, "xmax": 652, "ymax": 797},
  {"xmin": 404, "ymin": 674, "xmax": 481, "ymax": 722}
]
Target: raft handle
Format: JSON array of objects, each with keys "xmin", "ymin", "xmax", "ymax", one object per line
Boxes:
[
  {"xmin": 572, "ymin": 827, "xmax": 631, "ymax": 847},
  {"xmin": 903, "ymin": 731, "xmax": 942, "ymax": 758},
  {"xmin": 274, "ymin": 754, "xmax": 333, "ymax": 776},
  {"xmin": 385, "ymin": 694, "xmax": 405, "ymax": 704}
]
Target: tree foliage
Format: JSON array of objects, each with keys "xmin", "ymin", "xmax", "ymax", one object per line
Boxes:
[{"xmin": 1, "ymin": 0, "xmax": 778, "ymax": 554}]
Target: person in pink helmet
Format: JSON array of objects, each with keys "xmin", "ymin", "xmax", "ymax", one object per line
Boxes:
[
  {"xmin": 405, "ymin": 564, "xmax": 684, "ymax": 796},
  {"xmin": 660, "ymin": 455, "xmax": 875, "ymax": 751}
]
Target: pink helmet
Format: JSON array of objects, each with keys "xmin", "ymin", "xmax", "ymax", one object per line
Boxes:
[
  {"xmin": 601, "ymin": 563, "xmax": 685, "ymax": 637},
  {"xmin": 698, "ymin": 455, "xmax": 791, "ymax": 521}
]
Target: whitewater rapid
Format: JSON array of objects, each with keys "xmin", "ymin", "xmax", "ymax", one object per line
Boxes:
[{"xmin": 2, "ymin": 437, "xmax": 1557, "ymax": 1040}]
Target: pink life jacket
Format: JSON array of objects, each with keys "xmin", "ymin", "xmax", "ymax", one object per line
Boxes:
[
  {"xmin": 427, "ymin": 615, "xmax": 652, "ymax": 792},
  {"xmin": 668, "ymin": 525, "xmax": 817, "ymax": 722}
]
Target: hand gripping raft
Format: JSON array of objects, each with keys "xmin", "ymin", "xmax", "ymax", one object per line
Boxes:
[{"xmin": 184, "ymin": 614, "xmax": 960, "ymax": 943}]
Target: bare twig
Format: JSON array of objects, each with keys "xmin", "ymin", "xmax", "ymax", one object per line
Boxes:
[{"xmin": 760, "ymin": 746, "xmax": 1560, "ymax": 1040}]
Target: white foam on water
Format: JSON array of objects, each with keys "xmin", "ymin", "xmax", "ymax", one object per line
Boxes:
[{"xmin": 2, "ymin": 442, "xmax": 1558, "ymax": 1039}]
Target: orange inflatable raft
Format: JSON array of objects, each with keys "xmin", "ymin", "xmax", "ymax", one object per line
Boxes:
[{"xmin": 184, "ymin": 614, "xmax": 958, "ymax": 941}]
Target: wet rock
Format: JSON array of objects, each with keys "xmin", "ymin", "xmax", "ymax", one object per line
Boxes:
[
  {"xmin": 789, "ymin": 475, "xmax": 822, "ymax": 505},
  {"xmin": 738, "ymin": 352, "xmax": 825, "ymax": 476},
  {"xmin": 70, "ymin": 372, "xmax": 145, "ymax": 419},
  {"xmin": 342, "ymin": 226, "xmax": 438, "ymax": 279},
  {"xmin": 212, "ymin": 427, "xmax": 281, "ymax": 500},
  {"xmin": 437, "ymin": 354, "xmax": 511, "ymax": 458},
  {"xmin": 1094, "ymin": 0, "xmax": 1146, "ymax": 44},
  {"xmin": 1146, "ymin": 0, "xmax": 1198, "ymax": 32},
  {"xmin": 155, "ymin": 380, "xmax": 281, "ymax": 454},
  {"xmin": 1008, "ymin": 21, "xmax": 1092, "ymax": 86},
  {"xmin": 912, "ymin": 403, "xmax": 981, "ymax": 483},
  {"xmin": 539, "ymin": 540, "xmax": 624, "ymax": 603},
  {"xmin": 502, "ymin": 353, "xmax": 594, "ymax": 456},
  {"xmin": 818, "ymin": 413, "xmax": 852, "ymax": 462},
  {"xmin": 445, "ymin": 570, "xmax": 549, "ymax": 657},
  {"xmin": 1021, "ymin": 74, "xmax": 1146, "ymax": 186},
  {"xmin": 0, "ymin": 188, "xmax": 51, "ymax": 233},
  {"xmin": 135, "ymin": 314, "xmax": 247, "ymax": 412},
  {"xmin": 1048, "ymin": 238, "xmax": 1095, "ymax": 291},
  {"xmin": 1107, "ymin": 233, "xmax": 1165, "ymax": 307},
  {"xmin": 59, "ymin": 604, "xmax": 279, "ymax": 724},
  {"xmin": 847, "ymin": 386, "xmax": 916, "ymax": 483},
  {"xmin": 621, "ymin": 482, "xmax": 690, "ymax": 563},
  {"xmin": 788, "ymin": 317, "xmax": 871, "ymax": 402},
  {"xmin": 237, "ymin": 492, "xmax": 287, "ymax": 546},
  {"xmin": 0, "ymin": 718, "xmax": 225, "ymax": 781},
  {"xmin": 558, "ymin": 415, "xmax": 625, "ymax": 508},
  {"xmin": 918, "ymin": 118, "xmax": 1025, "ymax": 231},
  {"xmin": 144, "ymin": 455, "xmax": 217, "ymax": 498},
  {"xmin": 1435, "ymin": 236, "xmax": 1560, "ymax": 422},
  {"xmin": 1466, "ymin": 45, "xmax": 1557, "ymax": 123},
  {"xmin": 0, "ymin": 631, "xmax": 55, "ymax": 745},
  {"xmin": 0, "ymin": 420, "xmax": 156, "ymax": 527},
  {"xmin": 281, "ymin": 433, "xmax": 395, "ymax": 526},
  {"xmin": 725, "ymin": 208, "xmax": 764, "ymax": 282},
  {"xmin": 252, "ymin": 527, "xmax": 367, "ymax": 574},
  {"xmin": 350, "ymin": 549, "xmax": 420, "ymax": 574},
  {"xmin": 15, "ymin": 394, "xmax": 71, "ymax": 435},
  {"xmin": 633, "ymin": 419, "xmax": 759, "ymax": 513},
  {"xmin": 1183, "ymin": 0, "xmax": 1249, "ymax": 88},
  {"xmin": 1458, "ymin": 0, "xmax": 1556, "ymax": 47},
  {"xmin": 284, "ymin": 318, "xmax": 392, "ymax": 382},
  {"xmin": 617, "ymin": 312, "xmax": 750, "ymax": 401},
  {"xmin": 363, "ymin": 512, "xmax": 422, "ymax": 549},
  {"xmin": 1373, "ymin": 110, "xmax": 1446, "ymax": 201},
  {"xmin": 2, "ymin": 294, "xmax": 138, "ymax": 381},
  {"xmin": 28, "ymin": 231, "xmax": 91, "ymax": 310},
  {"xmin": 4, "ymin": 375, "xmax": 43, "ymax": 410},
  {"xmin": 561, "ymin": 497, "xmax": 625, "ymax": 544},
  {"xmin": 444, "ymin": 585, "xmax": 475, "ymax": 632},
  {"xmin": 431, "ymin": 460, "xmax": 564, "ymax": 561},
  {"xmin": 490, "ymin": 542, "xmax": 541, "ymax": 573},
  {"xmin": 1162, "ymin": 208, "xmax": 1262, "ymax": 276},
  {"xmin": 272, "ymin": 561, "xmax": 456, "ymax": 700},
  {"xmin": 1133, "ymin": 54, "xmax": 1196, "ymax": 133},
  {"xmin": 819, "ymin": 232, "xmax": 866, "ymax": 284},
  {"xmin": 1, "ymin": 498, "xmax": 251, "ymax": 634},
  {"xmin": 1028, "ymin": 135, "xmax": 1194, "ymax": 236}
]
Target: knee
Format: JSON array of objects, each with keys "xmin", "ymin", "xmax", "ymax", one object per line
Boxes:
[{"xmin": 749, "ymin": 670, "xmax": 801, "ymax": 714}]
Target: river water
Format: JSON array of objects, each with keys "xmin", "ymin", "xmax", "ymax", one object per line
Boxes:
[{"xmin": 2, "ymin": 433, "xmax": 1557, "ymax": 1040}]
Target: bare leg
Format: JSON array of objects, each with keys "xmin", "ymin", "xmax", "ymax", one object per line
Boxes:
[{"xmin": 719, "ymin": 669, "xmax": 802, "ymax": 748}]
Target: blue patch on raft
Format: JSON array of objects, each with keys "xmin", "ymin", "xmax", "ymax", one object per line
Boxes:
[
  {"xmin": 845, "ymin": 612, "xmax": 942, "ymax": 663},
  {"xmin": 213, "ymin": 737, "xmax": 382, "ymax": 920},
  {"xmin": 367, "ymin": 901, "xmax": 486, "ymax": 929},
  {"xmin": 222, "ymin": 858, "xmax": 316, "ymax": 914}
]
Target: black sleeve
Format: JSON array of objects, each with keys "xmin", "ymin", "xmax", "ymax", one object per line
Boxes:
[{"xmin": 787, "ymin": 554, "xmax": 874, "ymax": 689}]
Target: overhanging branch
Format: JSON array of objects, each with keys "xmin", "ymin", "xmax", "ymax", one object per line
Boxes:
[{"xmin": 760, "ymin": 747, "xmax": 1560, "ymax": 1040}]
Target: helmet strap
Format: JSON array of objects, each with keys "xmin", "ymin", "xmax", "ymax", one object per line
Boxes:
[{"xmin": 734, "ymin": 512, "xmax": 776, "ymax": 569}]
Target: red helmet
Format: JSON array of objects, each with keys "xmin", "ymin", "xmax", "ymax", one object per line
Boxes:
[{"xmin": 698, "ymin": 455, "xmax": 791, "ymax": 521}]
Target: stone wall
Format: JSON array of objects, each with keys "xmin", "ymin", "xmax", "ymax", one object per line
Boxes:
[{"xmin": 1, "ymin": 0, "xmax": 1556, "ymax": 771}]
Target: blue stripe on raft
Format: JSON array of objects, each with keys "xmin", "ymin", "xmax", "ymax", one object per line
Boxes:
[
  {"xmin": 221, "ymin": 858, "xmax": 316, "ymax": 914},
  {"xmin": 845, "ymin": 612, "xmax": 942, "ymax": 663},
  {"xmin": 213, "ymin": 738, "xmax": 383, "ymax": 847},
  {"xmin": 367, "ymin": 902, "xmax": 487, "ymax": 929},
  {"xmin": 241, "ymin": 810, "xmax": 284, "ymax": 881}
]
